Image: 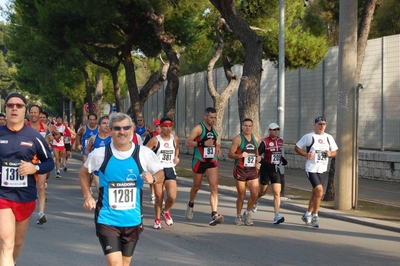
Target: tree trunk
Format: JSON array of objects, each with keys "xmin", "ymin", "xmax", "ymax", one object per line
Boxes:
[
  {"xmin": 94, "ymin": 70, "xmax": 103, "ymax": 118},
  {"xmin": 323, "ymin": 158, "xmax": 335, "ymax": 201},
  {"xmin": 206, "ymin": 17, "xmax": 237, "ymax": 140},
  {"xmin": 357, "ymin": 0, "xmax": 378, "ymax": 83},
  {"xmin": 148, "ymin": 10, "xmax": 180, "ymax": 120},
  {"xmin": 123, "ymin": 46, "xmax": 142, "ymax": 120},
  {"xmin": 210, "ymin": 0, "xmax": 263, "ymax": 139},
  {"xmin": 82, "ymin": 68, "xmax": 93, "ymax": 125}
]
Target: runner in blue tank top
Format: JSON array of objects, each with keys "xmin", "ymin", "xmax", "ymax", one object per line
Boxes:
[
  {"xmin": 76, "ymin": 113, "xmax": 98, "ymax": 163},
  {"xmin": 85, "ymin": 116, "xmax": 111, "ymax": 193},
  {"xmin": 79, "ymin": 112, "xmax": 164, "ymax": 265}
]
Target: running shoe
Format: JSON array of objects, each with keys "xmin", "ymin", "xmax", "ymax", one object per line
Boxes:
[
  {"xmin": 56, "ymin": 171, "xmax": 61, "ymax": 178},
  {"xmin": 252, "ymin": 202, "xmax": 258, "ymax": 213},
  {"xmin": 150, "ymin": 195, "xmax": 155, "ymax": 205},
  {"xmin": 37, "ymin": 213, "xmax": 47, "ymax": 225},
  {"xmin": 185, "ymin": 205, "xmax": 194, "ymax": 220},
  {"xmin": 153, "ymin": 218, "xmax": 161, "ymax": 229},
  {"xmin": 243, "ymin": 211, "xmax": 253, "ymax": 226},
  {"xmin": 162, "ymin": 209, "xmax": 173, "ymax": 226},
  {"xmin": 311, "ymin": 216, "xmax": 319, "ymax": 228},
  {"xmin": 63, "ymin": 166, "xmax": 67, "ymax": 172},
  {"xmin": 235, "ymin": 215, "xmax": 244, "ymax": 226},
  {"xmin": 301, "ymin": 213, "xmax": 312, "ymax": 225},
  {"xmin": 273, "ymin": 215, "xmax": 285, "ymax": 224},
  {"xmin": 209, "ymin": 214, "xmax": 224, "ymax": 226}
]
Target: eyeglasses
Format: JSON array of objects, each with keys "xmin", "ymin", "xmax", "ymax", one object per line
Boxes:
[
  {"xmin": 112, "ymin": 125, "xmax": 132, "ymax": 131},
  {"xmin": 6, "ymin": 103, "xmax": 25, "ymax": 109},
  {"xmin": 270, "ymin": 128, "xmax": 280, "ymax": 131}
]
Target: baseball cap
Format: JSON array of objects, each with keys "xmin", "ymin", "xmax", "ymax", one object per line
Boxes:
[
  {"xmin": 153, "ymin": 119, "xmax": 161, "ymax": 126},
  {"xmin": 268, "ymin": 123, "xmax": 280, "ymax": 130},
  {"xmin": 315, "ymin": 116, "xmax": 326, "ymax": 123},
  {"xmin": 5, "ymin": 92, "xmax": 27, "ymax": 105}
]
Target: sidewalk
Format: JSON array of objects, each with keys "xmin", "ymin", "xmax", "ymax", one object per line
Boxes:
[{"xmin": 176, "ymin": 154, "xmax": 400, "ymax": 233}]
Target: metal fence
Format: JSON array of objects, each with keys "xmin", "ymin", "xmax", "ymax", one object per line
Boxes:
[{"xmin": 123, "ymin": 34, "xmax": 400, "ymax": 151}]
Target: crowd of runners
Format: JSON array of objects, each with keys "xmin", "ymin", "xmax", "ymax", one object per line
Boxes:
[{"xmin": 0, "ymin": 92, "xmax": 338, "ymax": 265}]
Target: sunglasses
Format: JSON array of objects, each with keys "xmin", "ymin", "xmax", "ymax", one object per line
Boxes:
[
  {"xmin": 270, "ymin": 128, "xmax": 280, "ymax": 131},
  {"xmin": 6, "ymin": 103, "xmax": 26, "ymax": 109},
  {"xmin": 112, "ymin": 125, "xmax": 132, "ymax": 131},
  {"xmin": 317, "ymin": 123, "xmax": 327, "ymax": 126}
]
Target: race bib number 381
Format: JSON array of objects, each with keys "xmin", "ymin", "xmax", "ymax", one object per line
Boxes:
[{"xmin": 108, "ymin": 181, "xmax": 137, "ymax": 210}]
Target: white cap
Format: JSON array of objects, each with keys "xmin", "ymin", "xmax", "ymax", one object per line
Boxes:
[{"xmin": 268, "ymin": 123, "xmax": 280, "ymax": 130}]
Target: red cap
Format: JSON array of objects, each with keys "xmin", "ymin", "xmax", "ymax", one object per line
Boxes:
[{"xmin": 153, "ymin": 119, "xmax": 161, "ymax": 126}]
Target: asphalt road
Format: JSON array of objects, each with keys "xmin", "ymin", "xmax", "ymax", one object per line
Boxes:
[{"xmin": 16, "ymin": 157, "xmax": 400, "ymax": 265}]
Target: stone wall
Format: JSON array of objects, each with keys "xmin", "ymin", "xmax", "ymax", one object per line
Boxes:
[{"xmin": 179, "ymin": 139, "xmax": 400, "ymax": 182}]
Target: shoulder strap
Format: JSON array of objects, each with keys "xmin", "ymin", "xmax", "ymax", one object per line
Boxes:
[
  {"xmin": 306, "ymin": 136, "xmax": 315, "ymax": 153},
  {"xmin": 99, "ymin": 143, "xmax": 112, "ymax": 174},
  {"xmin": 132, "ymin": 144, "xmax": 144, "ymax": 174}
]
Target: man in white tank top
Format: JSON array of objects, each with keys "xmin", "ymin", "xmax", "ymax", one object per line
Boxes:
[{"xmin": 146, "ymin": 117, "xmax": 180, "ymax": 229}]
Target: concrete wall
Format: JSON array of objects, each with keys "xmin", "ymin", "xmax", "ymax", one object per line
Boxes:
[{"xmin": 178, "ymin": 138, "xmax": 400, "ymax": 183}]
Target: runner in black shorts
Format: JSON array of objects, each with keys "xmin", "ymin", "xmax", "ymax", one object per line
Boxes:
[
  {"xmin": 228, "ymin": 118, "xmax": 261, "ymax": 226},
  {"xmin": 294, "ymin": 116, "xmax": 338, "ymax": 228},
  {"xmin": 146, "ymin": 117, "xmax": 180, "ymax": 229},
  {"xmin": 254, "ymin": 123, "xmax": 287, "ymax": 224},
  {"xmin": 185, "ymin": 107, "xmax": 224, "ymax": 226}
]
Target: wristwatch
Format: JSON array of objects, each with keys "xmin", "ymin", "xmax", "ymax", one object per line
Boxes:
[{"xmin": 35, "ymin": 165, "xmax": 40, "ymax": 173}]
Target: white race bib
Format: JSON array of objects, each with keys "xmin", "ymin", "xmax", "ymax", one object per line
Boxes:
[
  {"xmin": 108, "ymin": 181, "xmax": 137, "ymax": 210},
  {"xmin": 160, "ymin": 150, "xmax": 173, "ymax": 163},
  {"xmin": 244, "ymin": 154, "xmax": 256, "ymax": 167},
  {"xmin": 271, "ymin": 152, "xmax": 282, "ymax": 164},
  {"xmin": 314, "ymin": 150, "xmax": 328, "ymax": 165},
  {"xmin": 1, "ymin": 161, "xmax": 28, "ymax": 187},
  {"xmin": 203, "ymin": 146, "xmax": 215, "ymax": 158}
]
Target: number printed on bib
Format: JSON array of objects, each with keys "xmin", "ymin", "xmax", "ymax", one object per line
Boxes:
[
  {"xmin": 271, "ymin": 152, "xmax": 282, "ymax": 164},
  {"xmin": 1, "ymin": 161, "xmax": 28, "ymax": 187},
  {"xmin": 108, "ymin": 181, "xmax": 137, "ymax": 210},
  {"xmin": 244, "ymin": 154, "xmax": 256, "ymax": 167},
  {"xmin": 203, "ymin": 146, "xmax": 215, "ymax": 158},
  {"xmin": 160, "ymin": 150, "xmax": 173, "ymax": 163},
  {"xmin": 314, "ymin": 150, "xmax": 328, "ymax": 165}
]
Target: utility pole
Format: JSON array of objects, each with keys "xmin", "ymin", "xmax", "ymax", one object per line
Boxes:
[
  {"xmin": 335, "ymin": 0, "xmax": 358, "ymax": 210},
  {"xmin": 278, "ymin": 0, "xmax": 285, "ymax": 194}
]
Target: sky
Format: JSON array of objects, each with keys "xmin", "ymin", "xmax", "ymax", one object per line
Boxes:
[{"xmin": 0, "ymin": 0, "xmax": 8, "ymax": 21}]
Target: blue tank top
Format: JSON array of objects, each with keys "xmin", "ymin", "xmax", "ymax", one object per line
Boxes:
[
  {"xmin": 96, "ymin": 154, "xmax": 143, "ymax": 227},
  {"xmin": 82, "ymin": 125, "xmax": 98, "ymax": 154},
  {"xmin": 93, "ymin": 134, "xmax": 112, "ymax": 149},
  {"xmin": 136, "ymin": 125, "xmax": 146, "ymax": 136}
]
